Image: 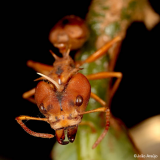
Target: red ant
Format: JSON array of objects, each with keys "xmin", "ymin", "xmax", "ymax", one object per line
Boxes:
[{"xmin": 15, "ymin": 15, "xmax": 122, "ymax": 149}]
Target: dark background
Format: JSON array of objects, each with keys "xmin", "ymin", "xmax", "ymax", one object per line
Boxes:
[{"xmin": 1, "ymin": 0, "xmax": 159, "ymax": 160}]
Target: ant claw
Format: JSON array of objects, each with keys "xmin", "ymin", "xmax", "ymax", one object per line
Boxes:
[
  {"xmin": 55, "ymin": 128, "xmax": 69, "ymax": 145},
  {"xmin": 67, "ymin": 125, "xmax": 78, "ymax": 143}
]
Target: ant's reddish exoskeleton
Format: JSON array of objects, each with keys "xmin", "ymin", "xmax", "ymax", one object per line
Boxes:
[{"xmin": 15, "ymin": 15, "xmax": 122, "ymax": 149}]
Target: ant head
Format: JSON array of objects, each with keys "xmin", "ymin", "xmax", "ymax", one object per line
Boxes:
[{"xmin": 35, "ymin": 73, "xmax": 91, "ymax": 144}]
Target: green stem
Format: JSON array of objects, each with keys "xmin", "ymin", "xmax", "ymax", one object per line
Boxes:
[{"xmin": 51, "ymin": 0, "xmax": 153, "ymax": 159}]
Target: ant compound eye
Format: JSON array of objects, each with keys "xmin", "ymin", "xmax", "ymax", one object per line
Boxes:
[
  {"xmin": 39, "ymin": 103, "xmax": 47, "ymax": 114},
  {"xmin": 76, "ymin": 95, "xmax": 83, "ymax": 106}
]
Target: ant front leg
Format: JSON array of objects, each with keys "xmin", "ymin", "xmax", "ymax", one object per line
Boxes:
[
  {"xmin": 76, "ymin": 36, "xmax": 121, "ymax": 67},
  {"xmin": 79, "ymin": 92, "xmax": 110, "ymax": 149},
  {"xmin": 15, "ymin": 116, "xmax": 54, "ymax": 138},
  {"xmin": 27, "ymin": 60, "xmax": 53, "ymax": 75},
  {"xmin": 22, "ymin": 88, "xmax": 36, "ymax": 104}
]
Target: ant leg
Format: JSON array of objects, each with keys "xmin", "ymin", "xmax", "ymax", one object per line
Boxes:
[
  {"xmin": 108, "ymin": 41, "xmax": 122, "ymax": 71},
  {"xmin": 27, "ymin": 60, "xmax": 53, "ymax": 75},
  {"xmin": 79, "ymin": 92, "xmax": 110, "ymax": 149},
  {"xmin": 76, "ymin": 36, "xmax": 121, "ymax": 67},
  {"xmin": 23, "ymin": 61, "xmax": 53, "ymax": 103},
  {"xmin": 87, "ymin": 72, "xmax": 122, "ymax": 103},
  {"xmin": 15, "ymin": 116, "xmax": 54, "ymax": 138},
  {"xmin": 90, "ymin": 92, "xmax": 107, "ymax": 106},
  {"xmin": 22, "ymin": 88, "xmax": 36, "ymax": 104},
  {"xmin": 93, "ymin": 108, "xmax": 110, "ymax": 149}
]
